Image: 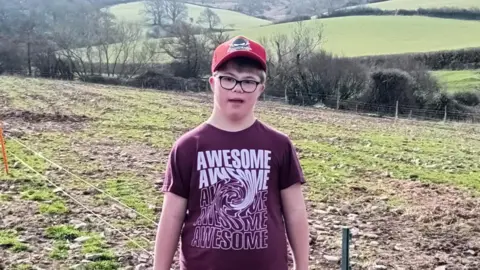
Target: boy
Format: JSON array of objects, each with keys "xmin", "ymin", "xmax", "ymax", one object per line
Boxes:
[{"xmin": 154, "ymin": 36, "xmax": 310, "ymax": 270}]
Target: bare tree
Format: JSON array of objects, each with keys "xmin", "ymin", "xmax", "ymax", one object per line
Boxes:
[
  {"xmin": 197, "ymin": 7, "xmax": 220, "ymax": 30},
  {"xmin": 259, "ymin": 21, "xmax": 323, "ymax": 101},
  {"xmin": 165, "ymin": 0, "xmax": 188, "ymax": 25},
  {"xmin": 157, "ymin": 21, "xmax": 230, "ymax": 78},
  {"xmin": 144, "ymin": 0, "xmax": 165, "ymax": 25}
]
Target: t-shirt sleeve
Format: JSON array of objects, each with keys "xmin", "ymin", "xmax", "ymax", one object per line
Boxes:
[
  {"xmin": 161, "ymin": 141, "xmax": 191, "ymax": 199},
  {"xmin": 279, "ymin": 138, "xmax": 306, "ymax": 190}
]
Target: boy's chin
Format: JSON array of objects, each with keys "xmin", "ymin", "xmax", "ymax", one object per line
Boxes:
[{"xmin": 224, "ymin": 111, "xmax": 249, "ymax": 121}]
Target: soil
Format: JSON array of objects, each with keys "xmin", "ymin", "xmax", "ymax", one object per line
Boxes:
[
  {"xmin": 1, "ymin": 83, "xmax": 479, "ymax": 270},
  {"xmin": 0, "ymin": 109, "xmax": 91, "ymax": 135},
  {"xmin": 305, "ymin": 173, "xmax": 480, "ymax": 269}
]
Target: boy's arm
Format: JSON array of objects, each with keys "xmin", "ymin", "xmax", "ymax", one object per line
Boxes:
[
  {"xmin": 154, "ymin": 140, "xmax": 191, "ymax": 270},
  {"xmin": 281, "ymin": 182, "xmax": 310, "ymax": 270},
  {"xmin": 153, "ymin": 192, "xmax": 187, "ymax": 270}
]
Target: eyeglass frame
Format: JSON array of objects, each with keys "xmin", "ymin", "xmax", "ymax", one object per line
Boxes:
[{"xmin": 216, "ymin": 75, "xmax": 262, "ymax": 93}]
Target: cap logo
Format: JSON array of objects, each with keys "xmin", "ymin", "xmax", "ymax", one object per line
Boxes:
[{"xmin": 227, "ymin": 37, "xmax": 251, "ymax": 53}]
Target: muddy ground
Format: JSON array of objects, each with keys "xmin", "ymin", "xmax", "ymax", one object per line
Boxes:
[{"xmin": 1, "ymin": 80, "xmax": 479, "ymax": 270}]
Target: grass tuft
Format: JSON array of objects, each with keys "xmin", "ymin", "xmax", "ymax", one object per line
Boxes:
[{"xmin": 0, "ymin": 229, "xmax": 28, "ymax": 252}]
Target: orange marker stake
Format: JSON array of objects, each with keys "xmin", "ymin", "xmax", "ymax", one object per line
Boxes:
[{"xmin": 0, "ymin": 123, "xmax": 9, "ymax": 174}]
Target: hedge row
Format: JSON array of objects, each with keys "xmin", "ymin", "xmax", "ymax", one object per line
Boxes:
[
  {"xmin": 354, "ymin": 47, "xmax": 480, "ymax": 71},
  {"xmin": 322, "ymin": 7, "xmax": 480, "ymax": 20}
]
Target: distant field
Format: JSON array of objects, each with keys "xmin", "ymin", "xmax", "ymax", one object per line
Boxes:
[
  {"xmin": 232, "ymin": 16, "xmax": 480, "ymax": 57},
  {"xmin": 366, "ymin": 0, "xmax": 480, "ymax": 10},
  {"xmin": 432, "ymin": 69, "xmax": 480, "ymax": 92},
  {"xmin": 107, "ymin": 1, "xmax": 271, "ymax": 30}
]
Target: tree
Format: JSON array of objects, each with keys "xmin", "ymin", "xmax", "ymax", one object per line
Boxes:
[
  {"xmin": 259, "ymin": 21, "xmax": 324, "ymax": 102},
  {"xmin": 158, "ymin": 21, "xmax": 230, "ymax": 78},
  {"xmin": 165, "ymin": 0, "xmax": 188, "ymax": 25},
  {"xmin": 144, "ymin": 0, "xmax": 165, "ymax": 25},
  {"xmin": 197, "ymin": 7, "xmax": 220, "ymax": 30}
]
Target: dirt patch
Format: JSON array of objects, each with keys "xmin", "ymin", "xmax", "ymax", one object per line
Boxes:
[
  {"xmin": 0, "ymin": 179, "xmax": 155, "ymax": 270},
  {"xmin": 1, "ymin": 110, "xmax": 89, "ymax": 123},
  {"xmin": 305, "ymin": 174, "xmax": 480, "ymax": 269},
  {"xmin": 1, "ymin": 109, "xmax": 91, "ymax": 135},
  {"xmin": 73, "ymin": 138, "xmax": 169, "ymax": 182}
]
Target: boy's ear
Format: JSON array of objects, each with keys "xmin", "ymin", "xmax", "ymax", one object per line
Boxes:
[
  {"xmin": 258, "ymin": 83, "xmax": 265, "ymax": 93},
  {"xmin": 208, "ymin": 76, "xmax": 215, "ymax": 92}
]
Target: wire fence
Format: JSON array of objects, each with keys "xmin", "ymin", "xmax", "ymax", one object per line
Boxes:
[
  {"xmin": 261, "ymin": 93, "xmax": 480, "ymax": 124},
  {"xmin": 8, "ymin": 151, "xmax": 155, "ymax": 258},
  {"xmin": 1, "ymin": 134, "xmax": 158, "ymax": 261}
]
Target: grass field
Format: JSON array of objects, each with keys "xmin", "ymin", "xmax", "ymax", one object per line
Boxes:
[
  {"xmin": 1, "ymin": 76, "xmax": 479, "ymax": 269},
  {"xmin": 366, "ymin": 0, "xmax": 480, "ymax": 10},
  {"xmin": 232, "ymin": 15, "xmax": 480, "ymax": 57},
  {"xmin": 107, "ymin": 1, "xmax": 271, "ymax": 30},
  {"xmin": 432, "ymin": 69, "xmax": 480, "ymax": 92}
]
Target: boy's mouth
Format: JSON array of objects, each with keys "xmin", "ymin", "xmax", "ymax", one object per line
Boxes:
[{"xmin": 228, "ymin": 98, "xmax": 245, "ymax": 104}]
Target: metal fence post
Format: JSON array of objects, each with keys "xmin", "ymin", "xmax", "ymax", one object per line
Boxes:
[{"xmin": 341, "ymin": 227, "xmax": 351, "ymax": 270}]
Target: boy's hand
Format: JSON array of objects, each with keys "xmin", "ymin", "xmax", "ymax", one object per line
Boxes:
[
  {"xmin": 153, "ymin": 192, "xmax": 188, "ymax": 270},
  {"xmin": 281, "ymin": 183, "xmax": 310, "ymax": 270}
]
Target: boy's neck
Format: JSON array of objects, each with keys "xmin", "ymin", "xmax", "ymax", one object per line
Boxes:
[{"xmin": 207, "ymin": 110, "xmax": 257, "ymax": 132}]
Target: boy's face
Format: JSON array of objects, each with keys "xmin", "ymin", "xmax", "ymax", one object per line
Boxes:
[{"xmin": 209, "ymin": 60, "xmax": 265, "ymax": 121}]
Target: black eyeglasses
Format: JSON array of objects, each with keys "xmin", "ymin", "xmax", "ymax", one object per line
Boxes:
[{"xmin": 218, "ymin": 76, "xmax": 260, "ymax": 93}]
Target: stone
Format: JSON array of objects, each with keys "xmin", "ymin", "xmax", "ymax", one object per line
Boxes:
[
  {"xmin": 74, "ymin": 223, "xmax": 87, "ymax": 230},
  {"xmin": 348, "ymin": 214, "xmax": 358, "ymax": 220},
  {"xmin": 69, "ymin": 243, "xmax": 82, "ymax": 250},
  {"xmin": 74, "ymin": 236, "xmax": 91, "ymax": 243},
  {"xmin": 134, "ymin": 264, "xmax": 147, "ymax": 270},
  {"xmin": 374, "ymin": 265, "xmax": 388, "ymax": 269},
  {"xmin": 138, "ymin": 253, "xmax": 150, "ymax": 263},
  {"xmin": 323, "ymin": 255, "xmax": 340, "ymax": 263},
  {"xmin": 362, "ymin": 233, "xmax": 379, "ymax": 239},
  {"xmin": 394, "ymin": 244, "xmax": 404, "ymax": 251},
  {"xmin": 85, "ymin": 253, "xmax": 103, "ymax": 260}
]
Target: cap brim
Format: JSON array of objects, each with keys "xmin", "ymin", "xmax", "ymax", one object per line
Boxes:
[{"xmin": 213, "ymin": 51, "xmax": 267, "ymax": 72}]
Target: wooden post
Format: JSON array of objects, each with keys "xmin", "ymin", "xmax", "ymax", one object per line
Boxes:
[
  {"xmin": 444, "ymin": 105, "xmax": 448, "ymax": 123},
  {"xmin": 336, "ymin": 91, "xmax": 340, "ymax": 110},
  {"xmin": 409, "ymin": 110, "xmax": 412, "ymax": 119},
  {"xmin": 395, "ymin": 100, "xmax": 399, "ymax": 120},
  {"xmin": 0, "ymin": 122, "xmax": 9, "ymax": 174}
]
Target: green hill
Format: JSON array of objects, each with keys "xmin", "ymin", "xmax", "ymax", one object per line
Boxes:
[
  {"xmin": 108, "ymin": 1, "xmax": 271, "ymax": 30},
  {"xmin": 366, "ymin": 0, "xmax": 480, "ymax": 10},
  {"xmin": 232, "ymin": 16, "xmax": 480, "ymax": 57},
  {"xmin": 432, "ymin": 69, "xmax": 480, "ymax": 92}
]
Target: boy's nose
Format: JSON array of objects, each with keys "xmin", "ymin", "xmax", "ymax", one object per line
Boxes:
[{"xmin": 231, "ymin": 83, "xmax": 243, "ymax": 93}]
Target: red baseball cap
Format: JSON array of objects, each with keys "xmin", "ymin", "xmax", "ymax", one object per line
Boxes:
[{"xmin": 211, "ymin": 35, "xmax": 267, "ymax": 73}]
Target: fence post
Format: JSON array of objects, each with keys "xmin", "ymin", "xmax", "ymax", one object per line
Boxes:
[
  {"xmin": 0, "ymin": 122, "xmax": 9, "ymax": 174},
  {"xmin": 341, "ymin": 227, "xmax": 351, "ymax": 270},
  {"xmin": 395, "ymin": 100, "xmax": 399, "ymax": 121},
  {"xmin": 443, "ymin": 105, "xmax": 447, "ymax": 123},
  {"xmin": 336, "ymin": 92, "xmax": 340, "ymax": 110}
]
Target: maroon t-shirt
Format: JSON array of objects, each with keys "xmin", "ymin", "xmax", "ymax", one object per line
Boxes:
[{"xmin": 162, "ymin": 119, "xmax": 306, "ymax": 270}]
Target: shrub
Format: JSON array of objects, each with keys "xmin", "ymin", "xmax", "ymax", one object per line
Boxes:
[
  {"xmin": 359, "ymin": 68, "xmax": 418, "ymax": 107},
  {"xmin": 453, "ymin": 91, "xmax": 480, "ymax": 106}
]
